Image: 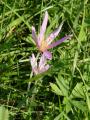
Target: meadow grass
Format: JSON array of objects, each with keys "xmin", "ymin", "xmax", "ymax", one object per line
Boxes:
[{"xmin": 0, "ymin": 0, "xmax": 90, "ymax": 119}]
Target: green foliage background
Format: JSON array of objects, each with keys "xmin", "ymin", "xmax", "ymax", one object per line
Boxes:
[{"xmin": 0, "ymin": 0, "xmax": 90, "ymax": 119}]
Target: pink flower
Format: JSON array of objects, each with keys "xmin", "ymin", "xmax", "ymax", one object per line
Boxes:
[
  {"xmin": 30, "ymin": 53, "xmax": 49, "ymax": 75},
  {"xmin": 32, "ymin": 11, "xmax": 72, "ymax": 60}
]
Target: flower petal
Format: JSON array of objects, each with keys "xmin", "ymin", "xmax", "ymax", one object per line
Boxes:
[
  {"xmin": 44, "ymin": 64, "xmax": 50, "ymax": 71},
  {"xmin": 39, "ymin": 54, "xmax": 46, "ymax": 69},
  {"xmin": 48, "ymin": 35, "xmax": 72, "ymax": 49},
  {"xmin": 39, "ymin": 64, "xmax": 50, "ymax": 73},
  {"xmin": 30, "ymin": 54, "xmax": 37, "ymax": 69},
  {"xmin": 46, "ymin": 21, "xmax": 64, "ymax": 45},
  {"xmin": 38, "ymin": 11, "xmax": 48, "ymax": 45},
  {"xmin": 32, "ymin": 26, "xmax": 38, "ymax": 45},
  {"xmin": 43, "ymin": 51, "xmax": 52, "ymax": 60}
]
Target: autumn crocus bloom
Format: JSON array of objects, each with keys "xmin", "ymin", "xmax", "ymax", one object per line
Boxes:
[
  {"xmin": 30, "ymin": 53, "xmax": 49, "ymax": 75},
  {"xmin": 32, "ymin": 11, "xmax": 72, "ymax": 59}
]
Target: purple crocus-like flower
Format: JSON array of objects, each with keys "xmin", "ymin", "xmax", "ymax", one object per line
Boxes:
[
  {"xmin": 30, "ymin": 53, "xmax": 49, "ymax": 75},
  {"xmin": 32, "ymin": 11, "xmax": 72, "ymax": 60}
]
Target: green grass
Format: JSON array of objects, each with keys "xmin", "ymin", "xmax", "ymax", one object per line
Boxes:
[{"xmin": 0, "ymin": 0, "xmax": 90, "ymax": 119}]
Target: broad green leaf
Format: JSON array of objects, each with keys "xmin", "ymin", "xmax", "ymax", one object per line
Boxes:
[
  {"xmin": 50, "ymin": 83, "xmax": 63, "ymax": 96},
  {"xmin": 56, "ymin": 76, "xmax": 69, "ymax": 97},
  {"xmin": 70, "ymin": 82, "xmax": 85, "ymax": 99},
  {"xmin": 71, "ymin": 100, "xmax": 88, "ymax": 112}
]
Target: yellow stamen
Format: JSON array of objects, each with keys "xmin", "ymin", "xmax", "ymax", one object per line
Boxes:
[{"xmin": 39, "ymin": 39, "xmax": 48, "ymax": 52}]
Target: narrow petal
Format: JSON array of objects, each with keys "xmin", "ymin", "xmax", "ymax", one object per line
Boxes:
[
  {"xmin": 30, "ymin": 54, "xmax": 37, "ymax": 69},
  {"xmin": 43, "ymin": 51, "xmax": 52, "ymax": 60},
  {"xmin": 39, "ymin": 54, "xmax": 46, "ymax": 69},
  {"xmin": 48, "ymin": 35, "xmax": 72, "ymax": 49},
  {"xmin": 46, "ymin": 21, "xmax": 64, "ymax": 45},
  {"xmin": 32, "ymin": 26, "xmax": 38, "ymax": 45},
  {"xmin": 38, "ymin": 11, "xmax": 48, "ymax": 45}
]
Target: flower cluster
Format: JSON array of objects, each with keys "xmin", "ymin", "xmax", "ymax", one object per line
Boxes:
[{"xmin": 30, "ymin": 11, "xmax": 72, "ymax": 75}]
